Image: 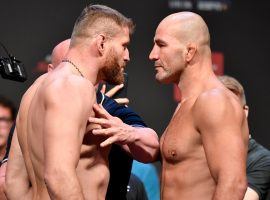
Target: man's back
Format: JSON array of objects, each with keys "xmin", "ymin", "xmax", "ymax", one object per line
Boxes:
[
  {"xmin": 5, "ymin": 74, "xmax": 47, "ymax": 199},
  {"xmin": 16, "ymin": 66, "xmax": 110, "ymax": 199}
]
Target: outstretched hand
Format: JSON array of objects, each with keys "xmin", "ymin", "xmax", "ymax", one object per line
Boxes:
[
  {"xmin": 89, "ymin": 104, "xmax": 136, "ymax": 147},
  {"xmin": 100, "ymin": 84, "xmax": 129, "ymax": 105}
]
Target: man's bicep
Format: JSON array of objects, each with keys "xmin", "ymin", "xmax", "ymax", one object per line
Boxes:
[
  {"xmin": 43, "ymin": 87, "xmax": 95, "ymax": 170},
  {"xmin": 196, "ymin": 95, "xmax": 247, "ymax": 180},
  {"xmin": 43, "ymin": 110, "xmax": 82, "ymax": 170}
]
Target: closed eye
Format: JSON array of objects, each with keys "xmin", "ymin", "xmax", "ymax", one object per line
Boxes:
[{"xmin": 155, "ymin": 39, "xmax": 167, "ymax": 47}]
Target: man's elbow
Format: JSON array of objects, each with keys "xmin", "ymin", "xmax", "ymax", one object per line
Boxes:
[
  {"xmin": 136, "ymin": 148, "xmax": 160, "ymax": 163},
  {"xmin": 149, "ymin": 145, "xmax": 160, "ymax": 162},
  {"xmin": 220, "ymin": 175, "xmax": 247, "ymax": 198},
  {"xmin": 235, "ymin": 176, "xmax": 248, "ymax": 198},
  {"xmin": 140, "ymin": 138, "xmax": 160, "ymax": 162},
  {"xmin": 44, "ymin": 168, "xmax": 68, "ymax": 194},
  {"xmin": 145, "ymin": 128, "xmax": 160, "ymax": 153}
]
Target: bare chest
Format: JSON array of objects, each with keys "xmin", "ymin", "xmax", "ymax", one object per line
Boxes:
[{"xmin": 160, "ymin": 104, "xmax": 202, "ymax": 163}]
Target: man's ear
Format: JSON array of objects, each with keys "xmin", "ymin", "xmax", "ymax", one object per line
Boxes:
[
  {"xmin": 96, "ymin": 34, "xmax": 106, "ymax": 56},
  {"xmin": 186, "ymin": 43, "xmax": 197, "ymax": 63},
  {"xmin": 47, "ymin": 64, "xmax": 54, "ymax": 72},
  {"xmin": 244, "ymin": 105, "xmax": 249, "ymax": 118}
]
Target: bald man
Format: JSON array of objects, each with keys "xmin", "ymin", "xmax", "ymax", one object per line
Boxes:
[
  {"xmin": 6, "ymin": 5, "xmax": 135, "ymax": 200},
  {"xmin": 149, "ymin": 12, "xmax": 249, "ymax": 199}
]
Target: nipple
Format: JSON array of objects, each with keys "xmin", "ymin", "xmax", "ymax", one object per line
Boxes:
[{"xmin": 169, "ymin": 150, "xmax": 177, "ymax": 157}]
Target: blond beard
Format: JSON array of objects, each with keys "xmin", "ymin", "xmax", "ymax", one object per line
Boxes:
[{"xmin": 102, "ymin": 47, "xmax": 124, "ymax": 85}]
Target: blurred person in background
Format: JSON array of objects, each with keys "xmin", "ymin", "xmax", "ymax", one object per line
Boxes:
[
  {"xmin": 0, "ymin": 96, "xmax": 16, "ymax": 200},
  {"xmin": 219, "ymin": 75, "xmax": 270, "ymax": 200},
  {"xmin": 0, "ymin": 96, "xmax": 16, "ymax": 162}
]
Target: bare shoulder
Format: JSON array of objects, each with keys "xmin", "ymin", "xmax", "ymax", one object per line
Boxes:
[
  {"xmin": 44, "ymin": 75, "xmax": 96, "ymax": 108},
  {"xmin": 193, "ymin": 88, "xmax": 245, "ymax": 130},
  {"xmin": 17, "ymin": 74, "xmax": 48, "ymax": 118},
  {"xmin": 20, "ymin": 74, "xmax": 47, "ymax": 103}
]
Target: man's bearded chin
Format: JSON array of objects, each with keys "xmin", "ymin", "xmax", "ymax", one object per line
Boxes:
[
  {"xmin": 102, "ymin": 65, "xmax": 124, "ymax": 85},
  {"xmin": 102, "ymin": 49, "xmax": 125, "ymax": 85}
]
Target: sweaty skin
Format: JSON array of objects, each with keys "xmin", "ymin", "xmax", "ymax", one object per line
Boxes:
[{"xmin": 150, "ymin": 12, "xmax": 249, "ymax": 200}]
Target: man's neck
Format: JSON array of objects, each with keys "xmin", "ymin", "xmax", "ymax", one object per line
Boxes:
[
  {"xmin": 65, "ymin": 48, "xmax": 101, "ymax": 85},
  {"xmin": 177, "ymin": 60, "xmax": 217, "ymax": 101}
]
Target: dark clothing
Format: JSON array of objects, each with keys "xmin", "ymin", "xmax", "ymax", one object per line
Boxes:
[
  {"xmin": 107, "ymin": 145, "xmax": 133, "ymax": 200},
  {"xmin": 126, "ymin": 174, "xmax": 148, "ymax": 200},
  {"xmin": 247, "ymin": 138, "xmax": 270, "ymax": 200},
  {"xmin": 96, "ymin": 92, "xmax": 146, "ymax": 127},
  {"xmin": 98, "ymin": 92, "xmax": 147, "ymax": 200}
]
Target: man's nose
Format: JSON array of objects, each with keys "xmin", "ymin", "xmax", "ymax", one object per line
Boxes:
[
  {"xmin": 124, "ymin": 49, "xmax": 130, "ymax": 62},
  {"xmin": 149, "ymin": 46, "xmax": 159, "ymax": 61}
]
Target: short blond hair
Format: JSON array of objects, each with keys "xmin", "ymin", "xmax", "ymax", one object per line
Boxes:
[
  {"xmin": 71, "ymin": 4, "xmax": 134, "ymax": 46},
  {"xmin": 218, "ymin": 75, "xmax": 246, "ymax": 106}
]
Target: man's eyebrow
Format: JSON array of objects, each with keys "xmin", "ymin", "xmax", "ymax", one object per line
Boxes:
[
  {"xmin": 154, "ymin": 38, "xmax": 166, "ymax": 44},
  {"xmin": 123, "ymin": 41, "xmax": 130, "ymax": 45}
]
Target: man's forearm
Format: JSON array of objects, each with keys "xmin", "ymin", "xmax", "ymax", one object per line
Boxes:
[
  {"xmin": 212, "ymin": 176, "xmax": 247, "ymax": 200},
  {"xmin": 44, "ymin": 170, "xmax": 84, "ymax": 200},
  {"xmin": 122, "ymin": 127, "xmax": 159, "ymax": 163}
]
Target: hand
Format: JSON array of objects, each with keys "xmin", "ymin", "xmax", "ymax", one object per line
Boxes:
[
  {"xmin": 100, "ymin": 84, "xmax": 129, "ymax": 105},
  {"xmin": 89, "ymin": 104, "xmax": 136, "ymax": 147},
  {"xmin": 85, "ymin": 121, "xmax": 101, "ymax": 134}
]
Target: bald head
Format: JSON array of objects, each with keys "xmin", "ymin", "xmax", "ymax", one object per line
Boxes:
[
  {"xmin": 149, "ymin": 12, "xmax": 212, "ymax": 83},
  {"xmin": 158, "ymin": 12, "xmax": 210, "ymax": 47},
  {"xmin": 51, "ymin": 39, "xmax": 70, "ymax": 67}
]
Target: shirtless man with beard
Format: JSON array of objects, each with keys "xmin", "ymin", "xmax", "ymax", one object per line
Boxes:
[
  {"xmin": 149, "ymin": 12, "xmax": 249, "ymax": 200},
  {"xmin": 5, "ymin": 4, "xmax": 134, "ymax": 200}
]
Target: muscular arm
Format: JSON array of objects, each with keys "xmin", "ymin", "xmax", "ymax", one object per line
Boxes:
[
  {"xmin": 194, "ymin": 90, "xmax": 248, "ymax": 200},
  {"xmin": 5, "ymin": 128, "xmax": 31, "ymax": 200},
  {"xmin": 121, "ymin": 126, "xmax": 159, "ymax": 163},
  {"xmin": 98, "ymin": 86, "xmax": 159, "ymax": 162},
  {"xmin": 43, "ymin": 79, "xmax": 95, "ymax": 200},
  {"xmin": 89, "ymin": 103, "xmax": 159, "ymax": 163}
]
